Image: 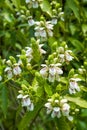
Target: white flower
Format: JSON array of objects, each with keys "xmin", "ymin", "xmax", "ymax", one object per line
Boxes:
[
  {"xmin": 69, "ymin": 78, "xmax": 81, "ymax": 94},
  {"xmin": 40, "ymin": 64, "xmax": 48, "ymax": 78},
  {"xmin": 25, "ymin": 0, "xmax": 30, "ymax": 3},
  {"xmin": 13, "ymin": 64, "xmax": 22, "ymax": 75},
  {"xmin": 38, "ymin": 44, "xmax": 46, "ymax": 54},
  {"xmin": 65, "ymin": 50, "xmax": 73, "ymax": 61},
  {"xmin": 51, "ymin": 18, "xmax": 57, "ymax": 25},
  {"xmin": 28, "ymin": 18, "xmax": 35, "ymax": 26},
  {"xmin": 32, "ymin": 1, "xmax": 38, "ymax": 8},
  {"xmin": 40, "ymin": 63, "xmax": 63, "ymax": 82},
  {"xmin": 27, "ymin": 102, "xmax": 34, "ymax": 111},
  {"xmin": 51, "ymin": 107, "xmax": 61, "ymax": 118},
  {"xmin": 60, "ymin": 99, "xmax": 67, "ymax": 105},
  {"xmin": 17, "ymin": 94, "xmax": 34, "ymax": 111},
  {"xmin": 0, "ymin": 75, "xmax": 2, "ymax": 81},
  {"xmin": 25, "ymin": 47, "xmax": 33, "ymax": 62},
  {"xmin": 45, "ymin": 102, "xmax": 53, "ymax": 114},
  {"xmin": 35, "ymin": 21, "xmax": 54, "ymax": 39},
  {"xmin": 22, "ymin": 95, "xmax": 31, "ymax": 107},
  {"xmin": 49, "ymin": 64, "xmax": 63, "ymax": 82},
  {"xmin": 62, "ymin": 103, "xmax": 70, "ymax": 116},
  {"xmin": 4, "ymin": 67, "xmax": 13, "ymax": 79},
  {"xmin": 67, "ymin": 116, "xmax": 73, "ymax": 121}
]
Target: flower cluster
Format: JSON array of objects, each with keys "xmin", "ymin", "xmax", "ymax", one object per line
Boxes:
[
  {"xmin": 45, "ymin": 98, "xmax": 73, "ymax": 121},
  {"xmin": 17, "ymin": 93, "xmax": 34, "ymax": 111},
  {"xmin": 34, "ymin": 21, "xmax": 54, "ymax": 40},
  {"xmin": 40, "ymin": 63, "xmax": 63, "ymax": 82},
  {"xmin": 5, "ymin": 61, "xmax": 22, "ymax": 79},
  {"xmin": 69, "ymin": 78, "xmax": 81, "ymax": 94},
  {"xmin": 17, "ymin": 42, "xmax": 46, "ymax": 65},
  {"xmin": 58, "ymin": 46, "xmax": 74, "ymax": 63}
]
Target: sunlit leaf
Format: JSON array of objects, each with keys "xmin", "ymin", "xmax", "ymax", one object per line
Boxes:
[
  {"xmin": 40, "ymin": 0, "xmax": 52, "ymax": 17},
  {"xmin": 65, "ymin": 96, "xmax": 87, "ymax": 108}
]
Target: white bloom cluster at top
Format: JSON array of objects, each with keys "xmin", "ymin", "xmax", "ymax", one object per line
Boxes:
[
  {"xmin": 45, "ymin": 98, "xmax": 73, "ymax": 121},
  {"xmin": 40, "ymin": 63, "xmax": 63, "ymax": 82}
]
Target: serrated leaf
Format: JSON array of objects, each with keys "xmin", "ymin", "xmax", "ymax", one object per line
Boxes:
[
  {"xmin": 32, "ymin": 39, "xmax": 41, "ymax": 63},
  {"xmin": 40, "ymin": 0, "xmax": 52, "ymax": 17},
  {"xmin": 18, "ymin": 101, "xmax": 44, "ymax": 130},
  {"xmin": 66, "ymin": 0, "xmax": 80, "ymax": 21},
  {"xmin": 65, "ymin": 96, "xmax": 87, "ymax": 108}
]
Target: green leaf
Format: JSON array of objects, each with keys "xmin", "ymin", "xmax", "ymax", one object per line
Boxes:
[
  {"xmin": 40, "ymin": 0, "xmax": 52, "ymax": 17},
  {"xmin": 44, "ymin": 83, "xmax": 52, "ymax": 96},
  {"xmin": 0, "ymin": 83, "xmax": 8, "ymax": 117},
  {"xmin": 57, "ymin": 117, "xmax": 71, "ymax": 130},
  {"xmin": 11, "ymin": 0, "xmax": 21, "ymax": 9},
  {"xmin": 68, "ymin": 37, "xmax": 84, "ymax": 51},
  {"xmin": 65, "ymin": 96, "xmax": 87, "ymax": 108},
  {"xmin": 80, "ymin": 86, "xmax": 87, "ymax": 92},
  {"xmin": 66, "ymin": 0, "xmax": 80, "ymax": 21},
  {"xmin": 82, "ymin": 24, "xmax": 87, "ymax": 34},
  {"xmin": 18, "ymin": 101, "xmax": 44, "ymax": 130}
]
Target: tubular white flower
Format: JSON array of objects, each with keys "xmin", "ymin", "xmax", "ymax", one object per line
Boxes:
[
  {"xmin": 13, "ymin": 64, "xmax": 22, "ymax": 75},
  {"xmin": 28, "ymin": 19, "xmax": 35, "ymax": 26},
  {"xmin": 51, "ymin": 107, "xmax": 61, "ymax": 118},
  {"xmin": 45, "ymin": 102, "xmax": 53, "ymax": 114},
  {"xmin": 48, "ymin": 74, "xmax": 55, "ymax": 82},
  {"xmin": 32, "ymin": 1, "xmax": 38, "ymax": 8},
  {"xmin": 51, "ymin": 18, "xmax": 57, "ymax": 25},
  {"xmin": 17, "ymin": 94, "xmax": 23, "ymax": 99},
  {"xmin": 49, "ymin": 66, "xmax": 56, "ymax": 76},
  {"xmin": 5, "ymin": 67, "xmax": 13, "ymax": 79},
  {"xmin": 62, "ymin": 103, "xmax": 70, "ymax": 116},
  {"xmin": 27, "ymin": 102, "xmax": 34, "ymax": 111},
  {"xmin": 69, "ymin": 78, "xmax": 81, "ymax": 94},
  {"xmin": 39, "ymin": 44, "xmax": 46, "ymax": 54},
  {"xmin": 35, "ymin": 20, "xmax": 54, "ymax": 39},
  {"xmin": 40, "ymin": 65, "xmax": 48, "ymax": 78},
  {"xmin": 17, "ymin": 94, "xmax": 34, "ymax": 111},
  {"xmin": 65, "ymin": 50, "xmax": 73, "ymax": 61}
]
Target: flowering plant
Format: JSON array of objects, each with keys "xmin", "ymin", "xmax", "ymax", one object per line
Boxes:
[{"xmin": 0, "ymin": 0, "xmax": 87, "ymax": 129}]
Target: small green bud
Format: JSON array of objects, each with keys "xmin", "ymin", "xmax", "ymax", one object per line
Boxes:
[
  {"xmin": 26, "ymin": 63, "xmax": 31, "ymax": 70},
  {"xmin": 68, "ymin": 68, "xmax": 74, "ymax": 78},
  {"xmin": 52, "ymin": 42, "xmax": 58, "ymax": 50},
  {"xmin": 9, "ymin": 56, "xmax": 16, "ymax": 64},
  {"xmin": 21, "ymin": 49, "xmax": 26, "ymax": 55},
  {"xmin": 84, "ymin": 61, "xmax": 87, "ymax": 68},
  {"xmin": 56, "ymin": 3, "xmax": 60, "ymax": 8}
]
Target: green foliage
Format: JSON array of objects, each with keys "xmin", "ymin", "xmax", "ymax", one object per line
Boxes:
[{"xmin": 0, "ymin": 0, "xmax": 87, "ymax": 129}]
